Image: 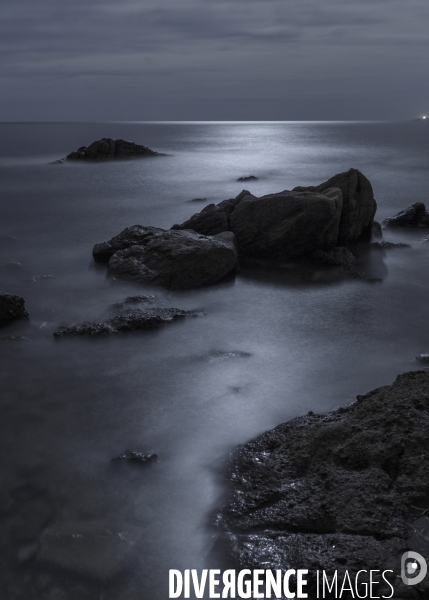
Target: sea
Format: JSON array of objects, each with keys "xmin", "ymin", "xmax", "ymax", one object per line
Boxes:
[{"xmin": 0, "ymin": 121, "xmax": 428, "ymax": 599}]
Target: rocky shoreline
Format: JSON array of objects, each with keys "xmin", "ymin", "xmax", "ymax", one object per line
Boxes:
[{"xmin": 215, "ymin": 371, "xmax": 429, "ymax": 598}]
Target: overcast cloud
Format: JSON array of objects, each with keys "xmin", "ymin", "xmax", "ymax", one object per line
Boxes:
[{"xmin": 1, "ymin": 0, "xmax": 428, "ymax": 120}]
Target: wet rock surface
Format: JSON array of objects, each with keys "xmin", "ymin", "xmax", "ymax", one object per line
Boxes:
[
  {"xmin": 0, "ymin": 291, "xmax": 29, "ymax": 328},
  {"xmin": 383, "ymin": 202, "xmax": 429, "ymax": 229},
  {"xmin": 311, "ymin": 246, "xmax": 357, "ymax": 271},
  {"xmin": 54, "ymin": 307, "xmax": 202, "ymax": 337},
  {"xmin": 217, "ymin": 371, "xmax": 429, "ymax": 598},
  {"xmin": 66, "ymin": 138, "xmax": 164, "ymax": 161},
  {"xmin": 96, "ymin": 228, "xmax": 238, "ymax": 289}
]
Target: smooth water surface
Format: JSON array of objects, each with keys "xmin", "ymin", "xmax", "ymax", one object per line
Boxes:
[{"xmin": 0, "ymin": 121, "xmax": 428, "ymax": 599}]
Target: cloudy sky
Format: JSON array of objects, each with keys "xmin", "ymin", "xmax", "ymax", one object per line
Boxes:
[{"xmin": 1, "ymin": 0, "xmax": 428, "ymax": 121}]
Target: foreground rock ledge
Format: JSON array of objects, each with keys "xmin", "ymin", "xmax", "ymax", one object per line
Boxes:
[
  {"xmin": 66, "ymin": 138, "xmax": 164, "ymax": 161},
  {"xmin": 217, "ymin": 371, "xmax": 429, "ymax": 598},
  {"xmin": 0, "ymin": 291, "xmax": 29, "ymax": 328}
]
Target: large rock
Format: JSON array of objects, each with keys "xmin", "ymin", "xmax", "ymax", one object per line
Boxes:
[
  {"xmin": 171, "ymin": 169, "xmax": 377, "ymax": 258},
  {"xmin": 94, "ymin": 227, "xmax": 238, "ymax": 289},
  {"xmin": 383, "ymin": 202, "xmax": 429, "ymax": 229},
  {"xmin": 0, "ymin": 292, "xmax": 29, "ymax": 328},
  {"xmin": 93, "ymin": 225, "xmax": 163, "ymax": 261},
  {"xmin": 293, "ymin": 168, "xmax": 377, "ymax": 244},
  {"xmin": 217, "ymin": 371, "xmax": 429, "ymax": 598},
  {"xmin": 229, "ymin": 187, "xmax": 343, "ymax": 258},
  {"xmin": 66, "ymin": 138, "xmax": 164, "ymax": 161}
]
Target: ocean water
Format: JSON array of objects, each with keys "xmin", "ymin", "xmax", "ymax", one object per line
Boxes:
[{"xmin": 0, "ymin": 121, "xmax": 428, "ymax": 599}]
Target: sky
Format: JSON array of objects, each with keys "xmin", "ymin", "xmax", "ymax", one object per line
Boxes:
[{"xmin": 1, "ymin": 0, "xmax": 428, "ymax": 121}]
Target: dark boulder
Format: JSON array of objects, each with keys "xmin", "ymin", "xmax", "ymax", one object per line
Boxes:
[
  {"xmin": 294, "ymin": 168, "xmax": 377, "ymax": 244},
  {"xmin": 171, "ymin": 204, "xmax": 230, "ymax": 237},
  {"xmin": 93, "ymin": 225, "xmax": 163, "ymax": 262},
  {"xmin": 106, "ymin": 229, "xmax": 238, "ymax": 289},
  {"xmin": 237, "ymin": 176, "xmax": 258, "ymax": 181},
  {"xmin": 0, "ymin": 292, "xmax": 29, "ymax": 328},
  {"xmin": 217, "ymin": 371, "xmax": 429, "ymax": 598},
  {"xmin": 54, "ymin": 307, "xmax": 202, "ymax": 337},
  {"xmin": 66, "ymin": 138, "xmax": 164, "ymax": 161},
  {"xmin": 383, "ymin": 202, "xmax": 429, "ymax": 229},
  {"xmin": 172, "ymin": 169, "xmax": 377, "ymax": 259},
  {"xmin": 229, "ymin": 187, "xmax": 343, "ymax": 258}
]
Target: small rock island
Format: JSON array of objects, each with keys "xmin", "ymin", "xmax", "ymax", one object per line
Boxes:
[{"xmin": 66, "ymin": 138, "xmax": 164, "ymax": 161}]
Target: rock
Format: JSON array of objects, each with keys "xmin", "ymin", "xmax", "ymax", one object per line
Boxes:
[
  {"xmin": 172, "ymin": 169, "xmax": 376, "ymax": 259},
  {"xmin": 111, "ymin": 295, "xmax": 156, "ymax": 309},
  {"xmin": 188, "ymin": 197, "xmax": 207, "ymax": 203},
  {"xmin": 294, "ymin": 168, "xmax": 377, "ymax": 244},
  {"xmin": 107, "ymin": 229, "xmax": 238, "ymax": 289},
  {"xmin": 93, "ymin": 225, "xmax": 164, "ymax": 262},
  {"xmin": 383, "ymin": 202, "xmax": 429, "ymax": 229},
  {"xmin": 229, "ymin": 187, "xmax": 343, "ymax": 259},
  {"xmin": 372, "ymin": 220, "xmax": 383, "ymax": 239},
  {"xmin": 0, "ymin": 292, "xmax": 29, "ymax": 328},
  {"xmin": 237, "ymin": 176, "xmax": 258, "ymax": 181},
  {"xmin": 217, "ymin": 371, "xmax": 429, "ymax": 596},
  {"xmin": 114, "ymin": 450, "xmax": 159, "ymax": 463},
  {"xmin": 66, "ymin": 138, "xmax": 164, "ymax": 161},
  {"xmin": 416, "ymin": 354, "xmax": 429, "ymax": 364},
  {"xmin": 171, "ymin": 204, "xmax": 230, "ymax": 237},
  {"xmin": 371, "ymin": 241, "xmax": 411, "ymax": 249},
  {"xmin": 53, "ymin": 307, "xmax": 202, "ymax": 337},
  {"xmin": 311, "ymin": 246, "xmax": 356, "ymax": 270}
]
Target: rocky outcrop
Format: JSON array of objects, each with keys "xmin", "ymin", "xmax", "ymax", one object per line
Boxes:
[
  {"xmin": 372, "ymin": 220, "xmax": 383, "ymax": 239},
  {"xmin": 230, "ymin": 188, "xmax": 343, "ymax": 258},
  {"xmin": 371, "ymin": 241, "xmax": 411, "ymax": 250},
  {"xmin": 237, "ymin": 176, "xmax": 258, "ymax": 181},
  {"xmin": 171, "ymin": 169, "xmax": 377, "ymax": 259},
  {"xmin": 217, "ymin": 371, "xmax": 429, "ymax": 598},
  {"xmin": 54, "ymin": 307, "xmax": 202, "ymax": 336},
  {"xmin": 383, "ymin": 202, "xmax": 429, "ymax": 229},
  {"xmin": 311, "ymin": 246, "xmax": 357, "ymax": 271},
  {"xmin": 0, "ymin": 292, "xmax": 29, "ymax": 328},
  {"xmin": 94, "ymin": 228, "xmax": 238, "ymax": 289},
  {"xmin": 293, "ymin": 168, "xmax": 377, "ymax": 244},
  {"xmin": 66, "ymin": 138, "xmax": 164, "ymax": 161}
]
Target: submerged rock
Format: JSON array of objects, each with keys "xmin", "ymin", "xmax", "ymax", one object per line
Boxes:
[
  {"xmin": 371, "ymin": 241, "xmax": 411, "ymax": 249},
  {"xmin": 237, "ymin": 176, "xmax": 258, "ymax": 181},
  {"xmin": 0, "ymin": 292, "xmax": 29, "ymax": 328},
  {"xmin": 114, "ymin": 450, "xmax": 159, "ymax": 463},
  {"xmin": 66, "ymin": 138, "xmax": 164, "ymax": 161},
  {"xmin": 217, "ymin": 371, "xmax": 429, "ymax": 597},
  {"xmin": 383, "ymin": 202, "xmax": 429, "ymax": 229},
  {"xmin": 54, "ymin": 307, "xmax": 202, "ymax": 337},
  {"xmin": 98, "ymin": 228, "xmax": 238, "ymax": 289}
]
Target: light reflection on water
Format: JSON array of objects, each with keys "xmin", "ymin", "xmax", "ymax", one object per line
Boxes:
[{"xmin": 0, "ymin": 121, "xmax": 429, "ymax": 598}]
